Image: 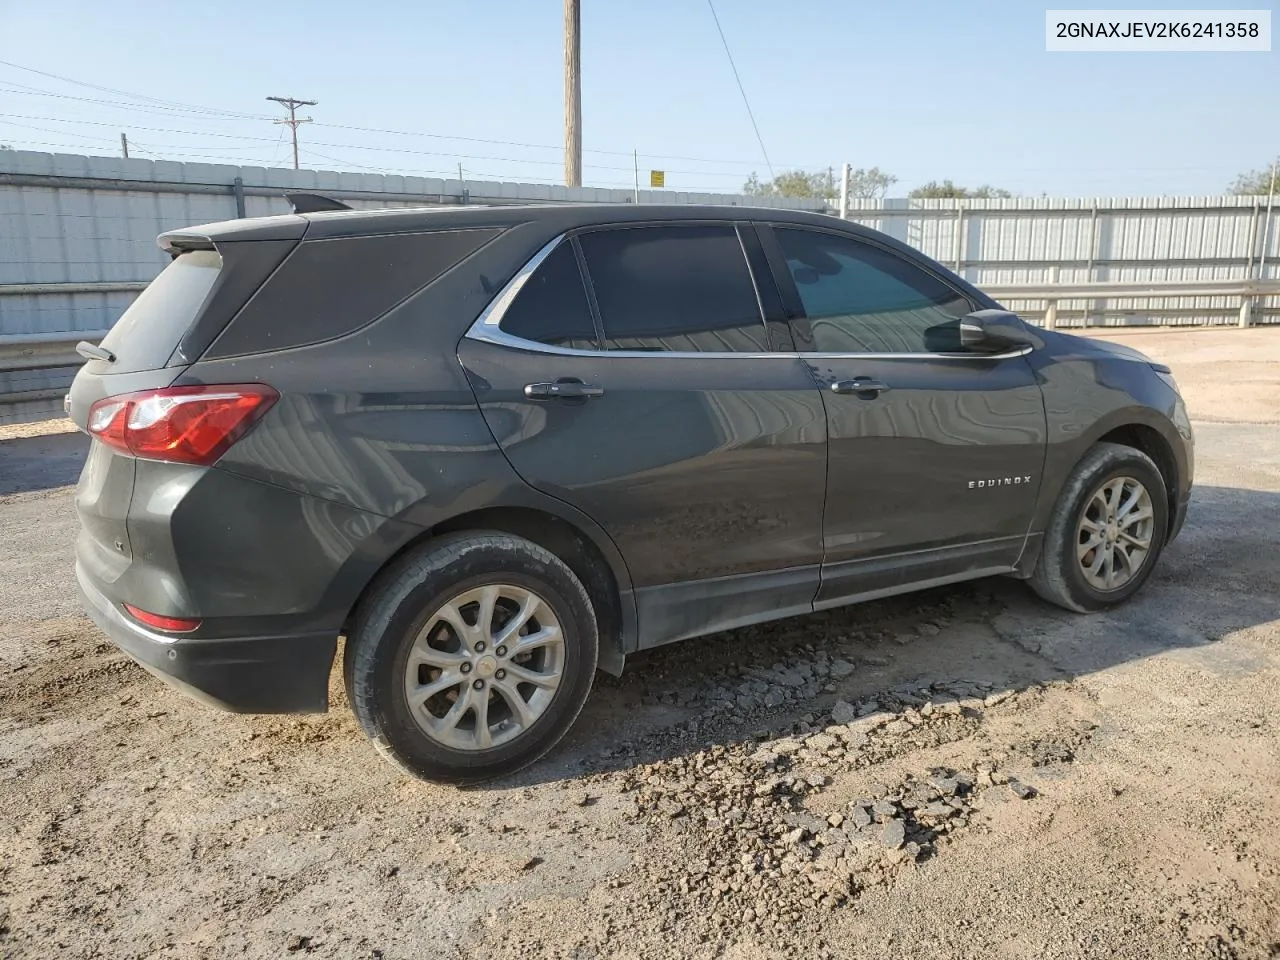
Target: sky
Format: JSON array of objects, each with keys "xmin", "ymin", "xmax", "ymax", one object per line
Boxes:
[{"xmin": 1, "ymin": 0, "xmax": 1276, "ymax": 198}]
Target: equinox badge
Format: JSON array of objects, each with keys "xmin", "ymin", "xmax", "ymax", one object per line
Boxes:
[{"xmin": 969, "ymin": 476, "xmax": 1033, "ymax": 488}]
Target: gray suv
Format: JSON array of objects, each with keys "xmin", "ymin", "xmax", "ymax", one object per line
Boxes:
[{"xmin": 68, "ymin": 202, "xmax": 1193, "ymax": 782}]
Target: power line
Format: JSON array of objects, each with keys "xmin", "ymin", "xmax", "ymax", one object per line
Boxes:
[
  {"xmin": 0, "ymin": 80, "xmax": 273, "ymax": 122},
  {"xmin": 0, "ymin": 57, "xmax": 266, "ymax": 119},
  {"xmin": 268, "ymin": 124, "xmax": 289, "ymax": 167},
  {"xmin": 122, "ymin": 137, "xmax": 170, "ymax": 162},
  {"xmin": 0, "ymin": 117, "xmax": 113, "ymax": 144},
  {"xmin": 298, "ymin": 147, "xmax": 643, "ymax": 188},
  {"xmin": 313, "ymin": 118, "xmax": 793, "ymax": 166},
  {"xmin": 0, "ymin": 112, "xmax": 280, "ymax": 142},
  {"xmin": 0, "ymin": 65, "xmax": 825, "ymax": 169},
  {"xmin": 0, "ymin": 120, "xmax": 670, "ymax": 186},
  {"xmin": 705, "ymin": 0, "xmax": 774, "ymax": 179},
  {"xmin": 0, "ymin": 113, "xmax": 771, "ymax": 177}
]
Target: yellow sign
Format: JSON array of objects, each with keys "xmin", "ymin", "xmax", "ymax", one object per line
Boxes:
[{"xmin": 649, "ymin": 170, "xmax": 665, "ymax": 188}]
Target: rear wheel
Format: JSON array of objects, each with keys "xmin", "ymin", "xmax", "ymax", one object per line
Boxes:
[
  {"xmin": 345, "ymin": 532, "xmax": 598, "ymax": 783},
  {"xmin": 1030, "ymin": 442, "xmax": 1168, "ymax": 613}
]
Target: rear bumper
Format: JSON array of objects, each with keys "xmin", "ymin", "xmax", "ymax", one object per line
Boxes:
[{"xmin": 77, "ymin": 561, "xmax": 336, "ymax": 713}]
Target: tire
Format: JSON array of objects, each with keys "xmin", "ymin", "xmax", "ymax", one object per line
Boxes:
[
  {"xmin": 1029, "ymin": 442, "xmax": 1169, "ymax": 613},
  {"xmin": 344, "ymin": 531, "xmax": 598, "ymax": 783}
]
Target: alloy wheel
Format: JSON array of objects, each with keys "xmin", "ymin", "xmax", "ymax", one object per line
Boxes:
[
  {"xmin": 402, "ymin": 584, "xmax": 564, "ymax": 751},
  {"xmin": 1076, "ymin": 476, "xmax": 1155, "ymax": 592}
]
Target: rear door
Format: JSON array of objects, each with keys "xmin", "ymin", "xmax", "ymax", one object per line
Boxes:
[
  {"xmin": 759, "ymin": 224, "xmax": 1046, "ymax": 607},
  {"xmin": 458, "ymin": 221, "xmax": 828, "ymax": 648}
]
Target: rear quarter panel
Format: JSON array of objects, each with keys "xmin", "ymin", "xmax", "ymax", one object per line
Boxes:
[{"xmin": 176, "ymin": 221, "xmax": 637, "ymax": 630}]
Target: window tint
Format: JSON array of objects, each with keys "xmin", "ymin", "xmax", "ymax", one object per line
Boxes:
[
  {"xmin": 500, "ymin": 242, "xmax": 598, "ymax": 349},
  {"xmin": 578, "ymin": 225, "xmax": 766, "ymax": 352},
  {"xmin": 99, "ymin": 250, "xmax": 221, "ymax": 373},
  {"xmin": 208, "ymin": 228, "xmax": 501, "ymax": 358},
  {"xmin": 775, "ymin": 228, "xmax": 972, "ymax": 354}
]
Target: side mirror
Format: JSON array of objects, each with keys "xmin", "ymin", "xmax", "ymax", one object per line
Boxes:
[{"xmin": 959, "ymin": 309, "xmax": 1041, "ymax": 352}]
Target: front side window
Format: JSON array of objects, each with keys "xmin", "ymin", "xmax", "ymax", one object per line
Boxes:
[
  {"xmin": 577, "ymin": 225, "xmax": 767, "ymax": 352},
  {"xmin": 499, "ymin": 242, "xmax": 598, "ymax": 350},
  {"xmin": 775, "ymin": 228, "xmax": 972, "ymax": 354}
]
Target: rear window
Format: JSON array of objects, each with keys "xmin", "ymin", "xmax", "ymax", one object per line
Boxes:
[
  {"xmin": 98, "ymin": 250, "xmax": 221, "ymax": 373},
  {"xmin": 577, "ymin": 225, "xmax": 767, "ymax": 353},
  {"xmin": 206, "ymin": 228, "xmax": 502, "ymax": 359}
]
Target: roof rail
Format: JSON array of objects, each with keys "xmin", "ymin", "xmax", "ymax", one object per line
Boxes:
[{"xmin": 284, "ymin": 192, "xmax": 352, "ymax": 214}]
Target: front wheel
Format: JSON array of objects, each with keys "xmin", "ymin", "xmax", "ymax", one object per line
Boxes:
[
  {"xmin": 1030, "ymin": 442, "xmax": 1169, "ymax": 613},
  {"xmin": 345, "ymin": 532, "xmax": 598, "ymax": 783}
]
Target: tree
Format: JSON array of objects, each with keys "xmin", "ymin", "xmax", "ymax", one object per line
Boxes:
[
  {"xmin": 744, "ymin": 168, "xmax": 836, "ymax": 199},
  {"xmin": 0, "ymin": 144, "xmax": 13, "ymax": 151},
  {"xmin": 908, "ymin": 180, "xmax": 1012, "ymax": 199},
  {"xmin": 845, "ymin": 166, "xmax": 897, "ymax": 199},
  {"xmin": 744, "ymin": 166, "xmax": 898, "ymax": 200},
  {"xmin": 1230, "ymin": 164, "xmax": 1279, "ymax": 196}
]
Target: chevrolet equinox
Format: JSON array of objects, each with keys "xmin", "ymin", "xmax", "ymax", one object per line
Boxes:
[{"xmin": 68, "ymin": 201, "xmax": 1193, "ymax": 782}]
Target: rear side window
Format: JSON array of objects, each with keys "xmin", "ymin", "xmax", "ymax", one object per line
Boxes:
[
  {"xmin": 775, "ymin": 228, "xmax": 972, "ymax": 353},
  {"xmin": 500, "ymin": 242, "xmax": 598, "ymax": 349},
  {"xmin": 206, "ymin": 227, "xmax": 501, "ymax": 358},
  {"xmin": 98, "ymin": 250, "xmax": 221, "ymax": 373},
  {"xmin": 577, "ymin": 225, "xmax": 766, "ymax": 352}
]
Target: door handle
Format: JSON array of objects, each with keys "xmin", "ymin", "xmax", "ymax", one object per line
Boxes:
[
  {"xmin": 831, "ymin": 377, "xmax": 891, "ymax": 397},
  {"xmin": 523, "ymin": 379, "xmax": 605, "ymax": 400}
]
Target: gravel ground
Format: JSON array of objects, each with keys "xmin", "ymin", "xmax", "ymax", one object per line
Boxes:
[{"xmin": 1, "ymin": 328, "xmax": 1278, "ymax": 959}]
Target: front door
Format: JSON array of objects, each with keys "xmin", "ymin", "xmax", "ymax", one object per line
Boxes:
[
  {"xmin": 758, "ymin": 223, "xmax": 1047, "ymax": 607},
  {"xmin": 458, "ymin": 222, "xmax": 828, "ymax": 646}
]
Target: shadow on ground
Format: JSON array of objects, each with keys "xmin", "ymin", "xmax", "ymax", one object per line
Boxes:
[
  {"xmin": 489, "ymin": 481, "xmax": 1280, "ymax": 788},
  {"xmin": 2, "ymin": 427, "xmax": 1274, "ymax": 795},
  {"xmin": 0, "ymin": 431, "xmax": 87, "ymax": 495}
]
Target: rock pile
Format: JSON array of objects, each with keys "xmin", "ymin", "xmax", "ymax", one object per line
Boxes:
[{"xmin": 612, "ymin": 688, "xmax": 1045, "ymax": 939}]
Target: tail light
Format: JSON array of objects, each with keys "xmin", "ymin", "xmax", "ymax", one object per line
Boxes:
[{"xmin": 86, "ymin": 384, "xmax": 278, "ymax": 466}]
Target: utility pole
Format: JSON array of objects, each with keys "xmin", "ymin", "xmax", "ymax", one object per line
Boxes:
[
  {"xmin": 119, "ymin": 133, "xmax": 129, "ymax": 159},
  {"xmin": 564, "ymin": 0, "xmax": 581, "ymax": 187},
  {"xmin": 266, "ymin": 95, "xmax": 317, "ymax": 170}
]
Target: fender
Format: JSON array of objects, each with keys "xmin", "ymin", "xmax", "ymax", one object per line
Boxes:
[{"xmin": 1030, "ymin": 402, "xmax": 1186, "ymax": 538}]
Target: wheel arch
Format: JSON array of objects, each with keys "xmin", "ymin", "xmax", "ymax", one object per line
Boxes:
[
  {"xmin": 1021, "ymin": 408, "xmax": 1186, "ymax": 577},
  {"xmin": 341, "ymin": 503, "xmax": 635, "ymax": 677},
  {"xmin": 1093, "ymin": 421, "xmax": 1179, "ymax": 537}
]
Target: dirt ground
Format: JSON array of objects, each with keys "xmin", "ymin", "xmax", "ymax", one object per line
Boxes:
[{"xmin": 1, "ymin": 326, "xmax": 1277, "ymax": 960}]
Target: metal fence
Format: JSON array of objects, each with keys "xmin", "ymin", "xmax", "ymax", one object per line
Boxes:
[
  {"xmin": 4, "ymin": 149, "xmax": 1280, "ymax": 423},
  {"xmin": 840, "ymin": 195, "xmax": 1280, "ymax": 328},
  {"xmin": 0, "ymin": 149, "xmax": 826, "ymax": 423}
]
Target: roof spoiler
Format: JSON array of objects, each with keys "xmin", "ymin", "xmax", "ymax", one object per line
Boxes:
[
  {"xmin": 284, "ymin": 192, "xmax": 352, "ymax": 214},
  {"xmin": 158, "ymin": 231, "xmax": 216, "ymax": 257}
]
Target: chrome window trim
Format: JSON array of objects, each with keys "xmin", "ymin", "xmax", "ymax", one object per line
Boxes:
[
  {"xmin": 733, "ymin": 223, "xmax": 771, "ymax": 344},
  {"xmin": 798, "ymin": 344, "xmax": 1034, "ymax": 361},
  {"xmin": 467, "ymin": 233, "xmax": 566, "ymax": 338},
  {"xmin": 462, "ymin": 234, "xmax": 1034, "ymax": 363}
]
